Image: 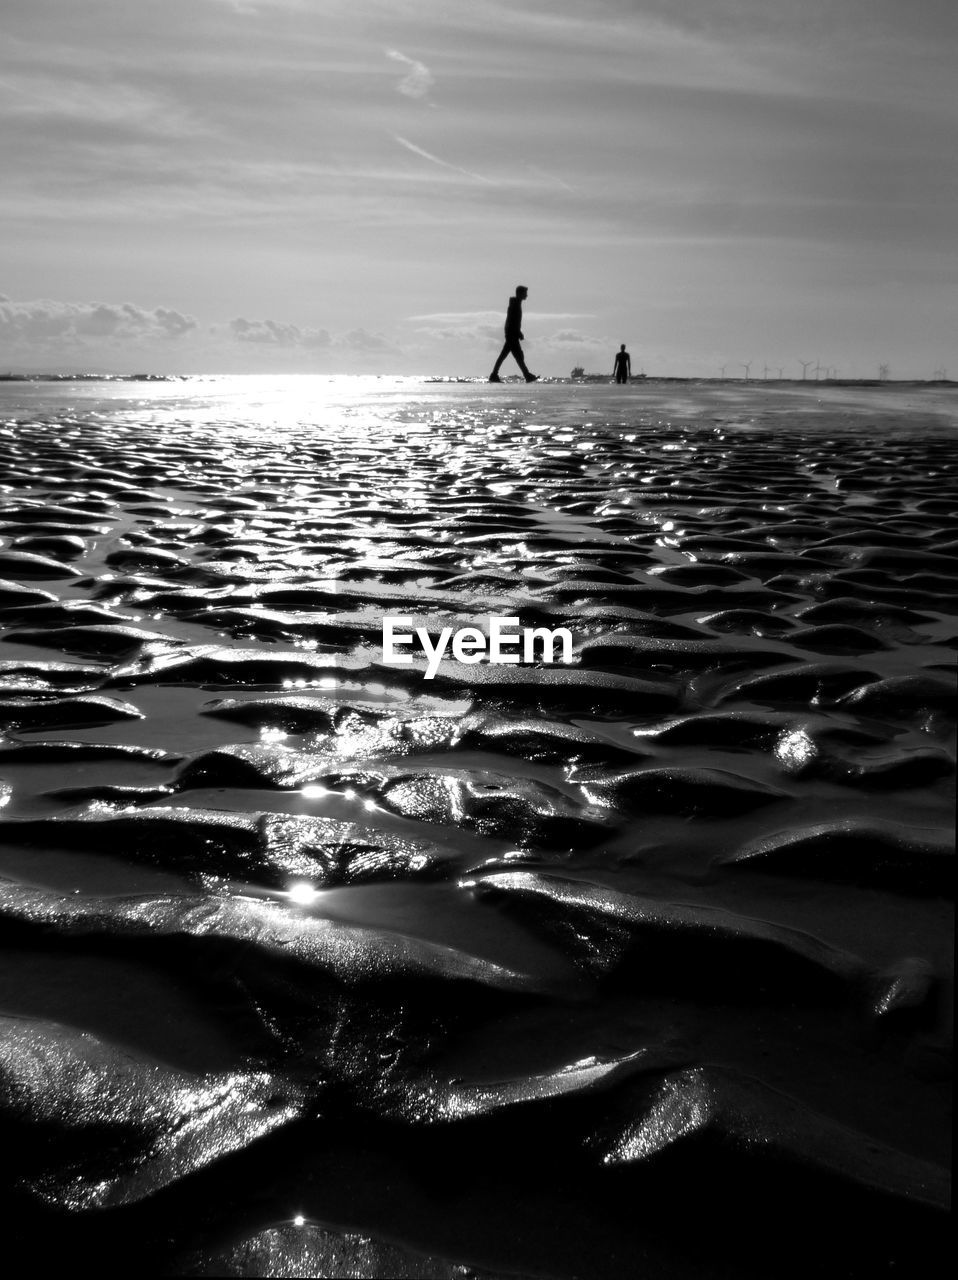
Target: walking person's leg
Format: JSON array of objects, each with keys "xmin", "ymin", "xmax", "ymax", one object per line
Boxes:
[
  {"xmin": 491, "ymin": 338, "xmax": 537, "ymax": 382},
  {"xmin": 490, "ymin": 341, "xmax": 511, "ymax": 381},
  {"xmin": 510, "ymin": 340, "xmax": 537, "ymax": 382}
]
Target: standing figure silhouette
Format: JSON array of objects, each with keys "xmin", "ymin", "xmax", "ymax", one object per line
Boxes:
[
  {"xmin": 489, "ymin": 285, "xmax": 538, "ymax": 383},
  {"xmin": 613, "ymin": 344, "xmax": 631, "ymax": 384}
]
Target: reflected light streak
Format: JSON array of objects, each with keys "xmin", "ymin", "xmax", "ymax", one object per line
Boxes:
[{"xmin": 286, "ymin": 882, "xmax": 321, "ymax": 905}]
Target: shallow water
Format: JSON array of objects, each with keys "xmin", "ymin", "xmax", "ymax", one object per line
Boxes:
[{"xmin": 0, "ymin": 378, "xmax": 954, "ymax": 1277}]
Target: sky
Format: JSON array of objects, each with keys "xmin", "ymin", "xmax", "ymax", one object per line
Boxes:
[{"xmin": 1, "ymin": 0, "xmax": 955, "ymax": 377}]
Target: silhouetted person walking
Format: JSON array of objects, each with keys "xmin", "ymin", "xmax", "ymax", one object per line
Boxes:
[
  {"xmin": 489, "ymin": 285, "xmax": 538, "ymax": 383},
  {"xmin": 613, "ymin": 344, "xmax": 631, "ymax": 384}
]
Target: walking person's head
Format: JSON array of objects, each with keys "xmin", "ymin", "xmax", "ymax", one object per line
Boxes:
[
  {"xmin": 516, "ymin": 285, "xmax": 528, "ymax": 300},
  {"xmin": 620, "ymin": 344, "xmax": 626, "ymax": 352}
]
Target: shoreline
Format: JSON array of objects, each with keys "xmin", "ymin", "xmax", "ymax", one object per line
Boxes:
[{"xmin": 1, "ymin": 371, "xmax": 954, "ymax": 388}]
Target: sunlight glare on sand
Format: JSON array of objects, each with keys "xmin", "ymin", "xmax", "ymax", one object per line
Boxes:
[{"xmin": 286, "ymin": 882, "xmax": 321, "ymax": 905}]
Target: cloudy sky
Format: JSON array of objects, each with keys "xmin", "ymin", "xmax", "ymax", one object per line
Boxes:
[{"xmin": 1, "ymin": 0, "xmax": 955, "ymax": 376}]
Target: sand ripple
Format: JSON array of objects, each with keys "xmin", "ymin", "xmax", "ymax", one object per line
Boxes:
[{"xmin": 0, "ymin": 384, "xmax": 953, "ymax": 1276}]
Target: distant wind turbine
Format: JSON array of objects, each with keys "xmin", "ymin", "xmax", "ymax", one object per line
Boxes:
[
  {"xmin": 741, "ymin": 362, "xmax": 751, "ymax": 381},
  {"xmin": 799, "ymin": 360, "xmax": 812, "ymax": 380},
  {"xmin": 719, "ymin": 365, "xmax": 727, "ymax": 379}
]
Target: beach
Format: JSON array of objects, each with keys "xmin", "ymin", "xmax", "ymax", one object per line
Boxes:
[{"xmin": 0, "ymin": 376, "xmax": 953, "ymax": 1276}]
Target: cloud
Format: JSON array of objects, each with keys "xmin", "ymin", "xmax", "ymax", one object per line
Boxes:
[
  {"xmin": 408, "ymin": 310, "xmax": 592, "ymax": 324},
  {"xmin": 412, "ymin": 322, "xmax": 502, "ymax": 345},
  {"xmin": 406, "ymin": 310, "xmax": 598, "ymax": 347},
  {"xmin": 209, "ymin": 0, "xmax": 308, "ymax": 12},
  {"xmin": 227, "ymin": 318, "xmax": 397, "ymax": 353},
  {"xmin": 0, "ymin": 69, "xmax": 202, "ymax": 142},
  {"xmin": 526, "ymin": 165, "xmax": 579, "ymax": 194},
  {"xmin": 544, "ymin": 329, "xmax": 606, "ymax": 348},
  {"xmin": 229, "ymin": 316, "xmax": 331, "ymax": 346},
  {"xmin": 408, "ymin": 310, "xmax": 502, "ymax": 326},
  {"xmin": 341, "ymin": 327, "xmax": 401, "ymax": 353},
  {"xmin": 386, "ymin": 49, "xmax": 434, "ymax": 100},
  {"xmin": 0, "ymin": 296, "xmax": 197, "ymax": 344}
]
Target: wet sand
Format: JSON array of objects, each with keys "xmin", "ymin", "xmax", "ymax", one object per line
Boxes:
[{"xmin": 0, "ymin": 377, "xmax": 954, "ymax": 1276}]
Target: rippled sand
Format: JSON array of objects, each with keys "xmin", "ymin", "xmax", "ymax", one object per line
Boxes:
[{"xmin": 0, "ymin": 378, "xmax": 954, "ymax": 1277}]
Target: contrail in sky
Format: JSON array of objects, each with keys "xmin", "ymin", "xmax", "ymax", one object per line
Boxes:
[{"xmin": 393, "ymin": 134, "xmax": 496, "ymax": 185}]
